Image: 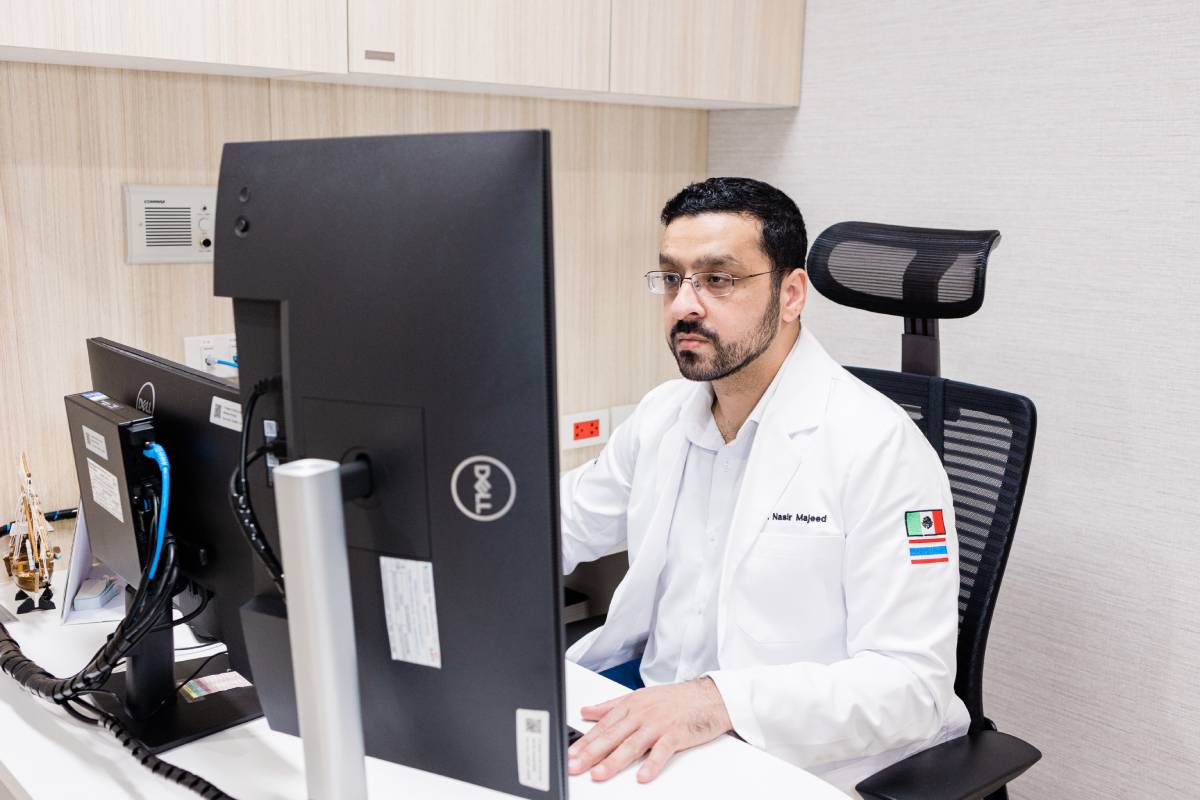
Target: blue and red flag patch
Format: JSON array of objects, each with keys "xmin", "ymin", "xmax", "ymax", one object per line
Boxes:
[{"xmin": 904, "ymin": 509, "xmax": 948, "ymax": 564}]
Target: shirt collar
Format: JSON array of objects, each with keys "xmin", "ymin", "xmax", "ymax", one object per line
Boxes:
[{"xmin": 679, "ymin": 332, "xmax": 801, "ymax": 451}]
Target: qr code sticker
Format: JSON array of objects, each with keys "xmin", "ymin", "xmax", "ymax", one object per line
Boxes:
[{"xmin": 516, "ymin": 708, "xmax": 549, "ymax": 791}]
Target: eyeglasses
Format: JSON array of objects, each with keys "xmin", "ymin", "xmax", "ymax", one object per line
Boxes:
[{"xmin": 644, "ymin": 269, "xmax": 783, "ymax": 298}]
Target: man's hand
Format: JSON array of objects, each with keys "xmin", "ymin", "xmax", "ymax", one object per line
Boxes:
[{"xmin": 567, "ymin": 677, "xmax": 733, "ymax": 783}]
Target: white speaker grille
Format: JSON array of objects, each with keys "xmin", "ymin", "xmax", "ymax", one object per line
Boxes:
[
  {"xmin": 125, "ymin": 185, "xmax": 216, "ymax": 264},
  {"xmin": 144, "ymin": 206, "xmax": 193, "ymax": 247}
]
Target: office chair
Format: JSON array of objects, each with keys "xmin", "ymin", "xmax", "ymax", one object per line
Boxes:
[{"xmin": 806, "ymin": 222, "xmax": 1041, "ymax": 800}]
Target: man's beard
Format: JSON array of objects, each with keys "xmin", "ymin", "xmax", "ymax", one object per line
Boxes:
[{"xmin": 668, "ymin": 295, "xmax": 780, "ymax": 382}]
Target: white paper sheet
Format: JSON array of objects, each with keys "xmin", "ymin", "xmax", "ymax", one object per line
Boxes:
[{"xmin": 60, "ymin": 505, "xmax": 125, "ymax": 625}]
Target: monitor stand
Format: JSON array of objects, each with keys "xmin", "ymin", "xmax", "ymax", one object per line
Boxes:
[{"xmin": 91, "ymin": 588, "xmax": 262, "ymax": 753}]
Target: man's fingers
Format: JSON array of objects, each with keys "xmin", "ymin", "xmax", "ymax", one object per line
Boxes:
[
  {"xmin": 636, "ymin": 734, "xmax": 678, "ymax": 783},
  {"xmin": 568, "ymin": 703, "xmax": 628, "ymax": 758},
  {"xmin": 579, "ymin": 695, "xmax": 622, "ymax": 721},
  {"xmin": 590, "ymin": 728, "xmax": 656, "ymax": 781},
  {"xmin": 568, "ymin": 713, "xmax": 638, "ymax": 775}
]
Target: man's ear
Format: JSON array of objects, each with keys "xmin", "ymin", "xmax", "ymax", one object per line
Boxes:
[{"xmin": 779, "ymin": 268, "xmax": 808, "ymax": 323}]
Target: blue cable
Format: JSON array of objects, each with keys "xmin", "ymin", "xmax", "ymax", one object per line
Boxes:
[
  {"xmin": 142, "ymin": 444, "xmax": 170, "ymax": 580},
  {"xmin": 213, "ymin": 359, "xmax": 238, "ymax": 368}
]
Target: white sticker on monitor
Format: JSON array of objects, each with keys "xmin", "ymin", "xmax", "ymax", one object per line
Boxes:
[
  {"xmin": 516, "ymin": 708, "xmax": 550, "ymax": 792},
  {"xmin": 81, "ymin": 425, "xmax": 108, "ymax": 460},
  {"xmin": 86, "ymin": 457, "xmax": 124, "ymax": 523},
  {"xmin": 209, "ymin": 396, "xmax": 243, "ymax": 432},
  {"xmin": 379, "ymin": 556, "xmax": 442, "ymax": 668}
]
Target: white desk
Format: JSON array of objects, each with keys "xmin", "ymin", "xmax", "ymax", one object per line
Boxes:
[{"xmin": 0, "ymin": 568, "xmax": 845, "ymax": 799}]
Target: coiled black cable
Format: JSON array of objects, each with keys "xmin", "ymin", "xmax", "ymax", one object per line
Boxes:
[
  {"xmin": 0, "ymin": 503, "xmax": 237, "ymax": 798},
  {"xmin": 0, "ymin": 538, "xmax": 178, "ymax": 701},
  {"xmin": 67, "ymin": 696, "xmax": 235, "ymax": 800}
]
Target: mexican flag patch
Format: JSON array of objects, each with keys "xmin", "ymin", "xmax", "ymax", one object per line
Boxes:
[{"xmin": 904, "ymin": 510, "xmax": 948, "ymax": 564}]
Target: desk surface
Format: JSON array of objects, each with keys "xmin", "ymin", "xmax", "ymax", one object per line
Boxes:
[{"xmin": 0, "ymin": 536, "xmax": 845, "ymax": 799}]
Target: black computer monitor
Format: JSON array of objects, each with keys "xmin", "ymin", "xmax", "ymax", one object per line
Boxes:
[
  {"xmin": 214, "ymin": 130, "xmax": 567, "ymax": 799},
  {"xmin": 86, "ymin": 337, "xmax": 261, "ymax": 679},
  {"xmin": 62, "ymin": 379, "xmax": 262, "ymax": 753}
]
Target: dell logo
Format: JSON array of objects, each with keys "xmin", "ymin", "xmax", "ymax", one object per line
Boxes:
[
  {"xmin": 136, "ymin": 382, "xmax": 156, "ymax": 415},
  {"xmin": 450, "ymin": 456, "xmax": 516, "ymax": 522}
]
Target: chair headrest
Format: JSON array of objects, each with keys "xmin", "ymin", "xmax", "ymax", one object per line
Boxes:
[{"xmin": 807, "ymin": 222, "xmax": 1000, "ymax": 319}]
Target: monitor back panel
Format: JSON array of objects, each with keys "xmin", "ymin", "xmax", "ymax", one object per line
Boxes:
[
  {"xmin": 86, "ymin": 338, "xmax": 257, "ymax": 678},
  {"xmin": 214, "ymin": 131, "xmax": 567, "ymax": 799}
]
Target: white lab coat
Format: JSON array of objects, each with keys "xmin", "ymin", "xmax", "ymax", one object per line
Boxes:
[{"xmin": 561, "ymin": 328, "xmax": 970, "ymax": 794}]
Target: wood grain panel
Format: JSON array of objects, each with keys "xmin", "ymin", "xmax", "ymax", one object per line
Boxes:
[
  {"xmin": 0, "ymin": 61, "xmax": 705, "ymax": 508},
  {"xmin": 349, "ymin": 0, "xmax": 610, "ymax": 91},
  {"xmin": 0, "ymin": 62, "xmax": 267, "ymax": 508},
  {"xmin": 610, "ymin": 0, "xmax": 805, "ymax": 106},
  {"xmin": 0, "ymin": 0, "xmax": 347, "ymax": 74}
]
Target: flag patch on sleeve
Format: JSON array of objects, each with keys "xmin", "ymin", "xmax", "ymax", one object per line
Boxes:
[{"xmin": 904, "ymin": 510, "xmax": 948, "ymax": 564}]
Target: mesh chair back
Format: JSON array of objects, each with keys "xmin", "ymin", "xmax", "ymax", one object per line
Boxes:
[
  {"xmin": 807, "ymin": 222, "xmax": 999, "ymax": 319},
  {"xmin": 848, "ymin": 367, "xmax": 1037, "ymax": 727}
]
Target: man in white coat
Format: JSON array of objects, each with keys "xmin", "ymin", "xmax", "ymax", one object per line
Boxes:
[{"xmin": 562, "ymin": 178, "xmax": 970, "ymax": 795}]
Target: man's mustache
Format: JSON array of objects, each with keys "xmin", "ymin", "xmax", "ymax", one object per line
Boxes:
[{"xmin": 670, "ymin": 320, "xmax": 721, "ymax": 344}]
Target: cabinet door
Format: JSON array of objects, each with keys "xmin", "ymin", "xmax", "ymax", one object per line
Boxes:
[
  {"xmin": 610, "ymin": 0, "xmax": 804, "ymax": 106},
  {"xmin": 0, "ymin": 0, "xmax": 347, "ymax": 74},
  {"xmin": 349, "ymin": 0, "xmax": 610, "ymax": 92}
]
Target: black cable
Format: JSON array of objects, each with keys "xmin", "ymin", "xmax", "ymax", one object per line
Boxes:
[
  {"xmin": 0, "ymin": 540, "xmax": 178, "ymax": 701},
  {"xmin": 72, "ymin": 687, "xmax": 121, "ymax": 701},
  {"xmin": 139, "ymin": 650, "xmax": 227, "ymax": 721},
  {"xmin": 237, "ymin": 376, "xmax": 281, "ymax": 496},
  {"xmin": 62, "ymin": 697, "xmax": 101, "ymax": 725},
  {"xmin": 0, "ymin": 478, "xmax": 238, "ymax": 799},
  {"xmin": 0, "ymin": 506, "xmax": 79, "ymax": 536},
  {"xmin": 70, "ymin": 697, "xmax": 236, "ymax": 800},
  {"xmin": 151, "ymin": 588, "xmax": 211, "ymax": 633},
  {"xmin": 228, "ymin": 465, "xmax": 285, "ymax": 597},
  {"xmin": 228, "ymin": 377, "xmax": 286, "ymax": 597},
  {"xmin": 173, "ymin": 652, "xmax": 225, "ymax": 693}
]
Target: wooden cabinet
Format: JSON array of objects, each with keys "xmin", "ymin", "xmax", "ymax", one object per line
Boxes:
[
  {"xmin": 610, "ymin": 0, "xmax": 804, "ymax": 106},
  {"xmin": 0, "ymin": 0, "xmax": 347, "ymax": 75},
  {"xmin": 348, "ymin": 0, "xmax": 610, "ymax": 92},
  {"xmin": 0, "ymin": 0, "xmax": 804, "ymax": 108}
]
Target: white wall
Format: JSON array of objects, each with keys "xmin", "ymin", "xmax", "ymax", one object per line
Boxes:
[{"xmin": 709, "ymin": 2, "xmax": 1200, "ymax": 797}]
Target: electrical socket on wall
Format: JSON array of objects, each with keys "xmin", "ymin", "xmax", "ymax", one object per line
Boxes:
[
  {"xmin": 184, "ymin": 334, "xmax": 238, "ymax": 379},
  {"xmin": 560, "ymin": 408, "xmax": 611, "ymax": 451}
]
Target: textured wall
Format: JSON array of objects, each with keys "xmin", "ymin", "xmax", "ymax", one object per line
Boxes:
[
  {"xmin": 0, "ymin": 61, "xmax": 702, "ymax": 509},
  {"xmin": 709, "ymin": 2, "xmax": 1199, "ymax": 797}
]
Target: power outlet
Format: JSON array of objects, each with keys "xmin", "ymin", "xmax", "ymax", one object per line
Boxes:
[
  {"xmin": 184, "ymin": 334, "xmax": 238, "ymax": 379},
  {"xmin": 560, "ymin": 409, "xmax": 610, "ymax": 451},
  {"xmin": 573, "ymin": 419, "xmax": 600, "ymax": 441}
]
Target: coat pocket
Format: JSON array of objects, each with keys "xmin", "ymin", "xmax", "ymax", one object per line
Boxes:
[{"xmin": 732, "ymin": 533, "xmax": 845, "ymax": 647}]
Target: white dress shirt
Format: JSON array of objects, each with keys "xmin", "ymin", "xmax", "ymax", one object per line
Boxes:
[{"xmin": 639, "ymin": 365, "xmax": 785, "ymax": 686}]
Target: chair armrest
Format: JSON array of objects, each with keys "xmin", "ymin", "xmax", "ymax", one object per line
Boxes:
[{"xmin": 855, "ymin": 730, "xmax": 1041, "ymax": 800}]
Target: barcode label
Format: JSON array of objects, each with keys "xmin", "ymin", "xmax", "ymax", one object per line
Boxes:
[
  {"xmin": 87, "ymin": 457, "xmax": 124, "ymax": 523},
  {"xmin": 379, "ymin": 557, "xmax": 442, "ymax": 668},
  {"xmin": 82, "ymin": 425, "xmax": 108, "ymax": 460},
  {"xmin": 516, "ymin": 708, "xmax": 550, "ymax": 792},
  {"xmin": 210, "ymin": 396, "xmax": 243, "ymax": 432}
]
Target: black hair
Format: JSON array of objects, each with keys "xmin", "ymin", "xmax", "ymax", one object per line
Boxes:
[{"xmin": 660, "ymin": 177, "xmax": 808, "ymax": 290}]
